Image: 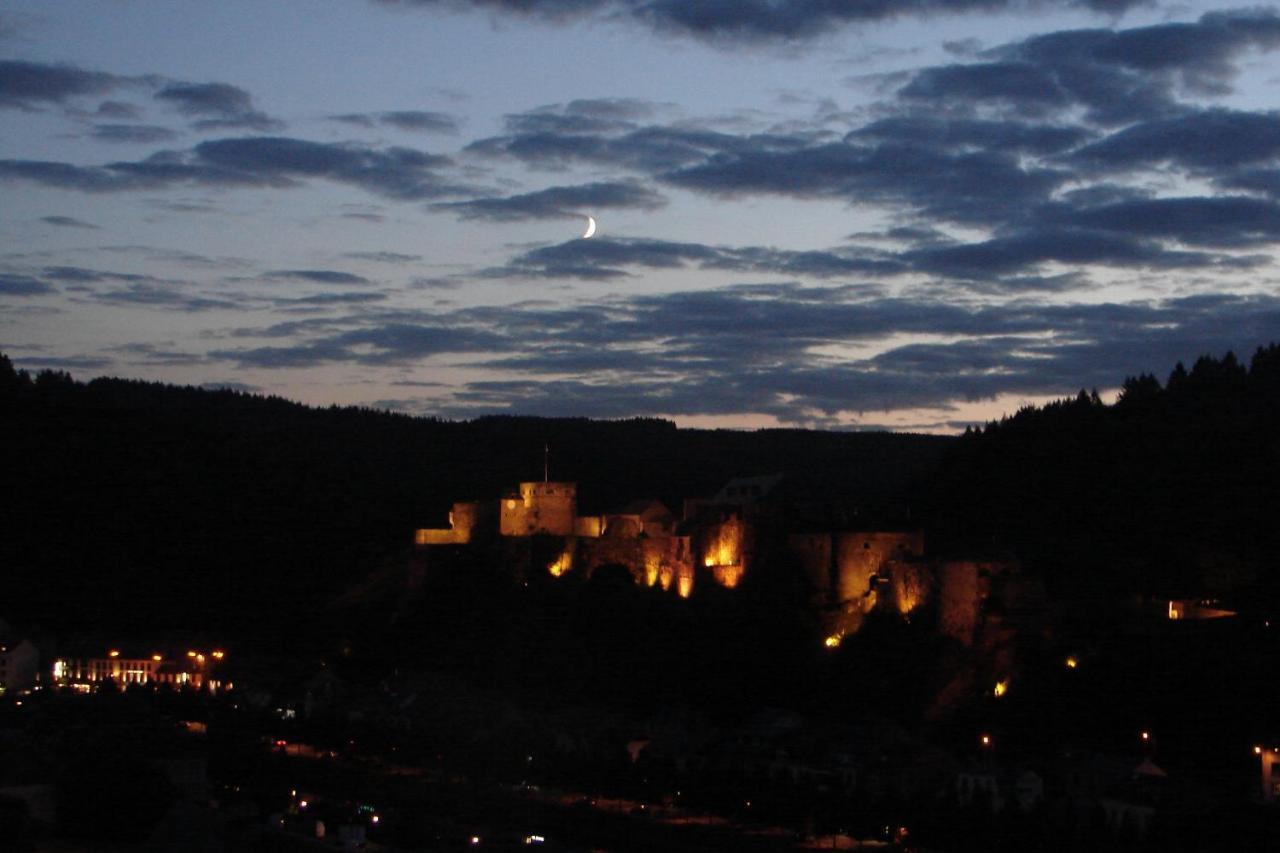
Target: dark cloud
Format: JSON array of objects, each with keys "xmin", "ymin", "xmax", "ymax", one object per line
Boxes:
[
  {"xmin": 664, "ymin": 140, "xmax": 1067, "ymax": 226},
  {"xmin": 342, "ymin": 251, "xmax": 422, "ymax": 263},
  {"xmin": 899, "ymin": 10, "xmax": 1280, "ymax": 125},
  {"xmin": 904, "ymin": 227, "xmax": 1225, "ymax": 279},
  {"xmin": 436, "ymin": 291, "xmax": 1280, "ymax": 420},
  {"xmin": 91, "ymin": 124, "xmax": 179, "ymax": 144},
  {"xmin": 899, "ymin": 61, "xmax": 1068, "ymax": 110},
  {"xmin": 0, "ymin": 273, "xmax": 55, "ymax": 296},
  {"xmin": 14, "ymin": 355, "xmax": 111, "ymax": 370},
  {"xmin": 0, "ymin": 60, "xmax": 141, "ymax": 110},
  {"xmin": 486, "ymin": 236, "xmax": 901, "ymax": 281},
  {"xmin": 277, "ymin": 292, "xmax": 388, "ymax": 306},
  {"xmin": 210, "ymin": 321, "xmax": 507, "ymax": 368},
  {"xmin": 89, "ymin": 284, "xmax": 242, "ymax": 312},
  {"xmin": 435, "ymin": 179, "xmax": 666, "ymax": 221},
  {"xmin": 379, "ymin": 110, "xmax": 459, "ymax": 133},
  {"xmin": 467, "ymin": 123, "xmax": 811, "ymax": 172},
  {"xmin": 1221, "ymin": 168, "xmax": 1280, "ymax": 199},
  {"xmin": 39, "ymin": 215, "xmax": 98, "ymax": 229},
  {"xmin": 201, "ymin": 277, "xmax": 1280, "ymax": 422},
  {"xmin": 155, "ymin": 82, "xmax": 283, "ymax": 131},
  {"xmin": 0, "ymin": 136, "xmax": 464, "ymax": 200},
  {"xmin": 1071, "ymin": 110, "xmax": 1280, "ymax": 171},
  {"xmin": 372, "ymin": 1, "xmax": 1148, "ymax": 43},
  {"xmin": 41, "ymin": 266, "xmax": 157, "ymax": 283},
  {"xmin": 331, "ymin": 110, "xmax": 460, "ymax": 133},
  {"xmin": 1047, "ymin": 196, "xmax": 1280, "ymax": 249},
  {"xmin": 95, "ymin": 100, "xmax": 142, "ymax": 119},
  {"xmin": 261, "ymin": 269, "xmax": 372, "ymax": 285},
  {"xmin": 487, "ymin": 209, "xmax": 1256, "ymax": 283},
  {"xmin": 852, "ymin": 116, "xmax": 1089, "ymax": 155},
  {"xmin": 106, "ymin": 343, "xmax": 203, "ymax": 366}
]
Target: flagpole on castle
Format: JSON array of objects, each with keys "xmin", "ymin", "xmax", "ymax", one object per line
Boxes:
[{"xmin": 544, "ymin": 443, "xmax": 549, "ymax": 483}]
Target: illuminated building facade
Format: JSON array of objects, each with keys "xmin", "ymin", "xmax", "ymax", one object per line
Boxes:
[{"xmin": 51, "ymin": 649, "xmax": 227, "ymax": 691}]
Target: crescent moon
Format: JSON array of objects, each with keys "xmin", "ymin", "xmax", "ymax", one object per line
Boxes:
[{"xmin": 582, "ymin": 216, "xmax": 597, "ymax": 239}]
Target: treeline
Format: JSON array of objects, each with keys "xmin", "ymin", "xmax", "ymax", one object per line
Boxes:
[
  {"xmin": 922, "ymin": 344, "xmax": 1280, "ymax": 608},
  {"xmin": 0, "ymin": 355, "xmax": 947, "ymax": 638}
]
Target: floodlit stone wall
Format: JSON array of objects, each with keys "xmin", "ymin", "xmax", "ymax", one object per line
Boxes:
[
  {"xmin": 415, "ymin": 501, "xmax": 484, "ymax": 545},
  {"xmin": 500, "ymin": 482, "xmax": 577, "ymax": 536}
]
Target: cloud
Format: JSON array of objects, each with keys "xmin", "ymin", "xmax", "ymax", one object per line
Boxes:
[
  {"xmin": 1045, "ymin": 196, "xmax": 1280, "ymax": 249},
  {"xmin": 1071, "ymin": 109, "xmax": 1280, "ymax": 171},
  {"xmin": 39, "ymin": 215, "xmax": 99, "ymax": 229},
  {"xmin": 435, "ymin": 179, "xmax": 666, "ymax": 221},
  {"xmin": 899, "ymin": 10, "xmax": 1280, "ymax": 124},
  {"xmin": 155, "ymin": 82, "xmax": 284, "ymax": 131},
  {"xmin": 331, "ymin": 110, "xmax": 460, "ymax": 133},
  {"xmin": 663, "ymin": 140, "xmax": 1067, "ymax": 226},
  {"xmin": 275, "ymin": 291, "xmax": 388, "ymax": 306},
  {"xmin": 13, "ymin": 355, "xmax": 111, "ymax": 370},
  {"xmin": 904, "ymin": 227, "xmax": 1225, "ymax": 279},
  {"xmin": 378, "ymin": 110, "xmax": 459, "ymax": 133},
  {"xmin": 442, "ymin": 291, "xmax": 1280, "ymax": 420},
  {"xmin": 94, "ymin": 100, "xmax": 142, "ymax": 119},
  {"xmin": 483, "ymin": 210, "xmax": 1254, "ymax": 283},
  {"xmin": 853, "ymin": 116, "xmax": 1089, "ymax": 155},
  {"xmin": 0, "ymin": 273, "xmax": 56, "ymax": 296},
  {"xmin": 372, "ymin": 1, "xmax": 1149, "ymax": 44},
  {"xmin": 1221, "ymin": 168, "xmax": 1280, "ymax": 199},
  {"xmin": 89, "ymin": 284, "xmax": 242, "ymax": 312},
  {"xmin": 0, "ymin": 136, "xmax": 465, "ymax": 200},
  {"xmin": 41, "ymin": 265, "xmax": 157, "ymax": 283},
  {"xmin": 209, "ymin": 321, "xmax": 508, "ymax": 368},
  {"xmin": 261, "ymin": 269, "xmax": 372, "ymax": 285},
  {"xmin": 0, "ymin": 60, "xmax": 141, "ymax": 110},
  {"xmin": 91, "ymin": 124, "xmax": 180, "ymax": 144},
  {"xmin": 199, "ymin": 277, "xmax": 1280, "ymax": 423},
  {"xmin": 342, "ymin": 251, "xmax": 422, "ymax": 263},
  {"xmin": 106, "ymin": 342, "xmax": 203, "ymax": 366}
]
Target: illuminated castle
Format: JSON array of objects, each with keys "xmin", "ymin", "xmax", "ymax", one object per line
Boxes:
[{"xmin": 413, "ymin": 473, "xmax": 1010, "ymax": 645}]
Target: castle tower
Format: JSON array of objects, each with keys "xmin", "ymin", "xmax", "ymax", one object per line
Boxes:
[{"xmin": 500, "ymin": 481, "xmax": 577, "ymax": 536}]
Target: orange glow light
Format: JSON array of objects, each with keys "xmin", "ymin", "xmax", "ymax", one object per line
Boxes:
[
  {"xmin": 547, "ymin": 547, "xmax": 573, "ymax": 577},
  {"xmin": 824, "ymin": 635, "xmax": 842, "ymax": 649},
  {"xmin": 108, "ymin": 650, "xmax": 120, "ymax": 658},
  {"xmin": 1065, "ymin": 656, "xmax": 1079, "ymax": 669},
  {"xmin": 712, "ymin": 563, "xmax": 743, "ymax": 589},
  {"xmin": 152, "ymin": 654, "xmax": 162, "ymax": 662},
  {"xmin": 993, "ymin": 680, "xmax": 1008, "ymax": 698}
]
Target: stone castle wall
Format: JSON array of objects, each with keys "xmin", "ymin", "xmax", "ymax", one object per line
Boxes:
[{"xmin": 500, "ymin": 482, "xmax": 577, "ymax": 536}]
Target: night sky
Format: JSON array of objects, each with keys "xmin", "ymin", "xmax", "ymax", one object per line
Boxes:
[{"xmin": 3, "ymin": 0, "xmax": 1279, "ymax": 430}]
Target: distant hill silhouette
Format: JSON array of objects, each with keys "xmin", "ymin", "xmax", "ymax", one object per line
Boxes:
[
  {"xmin": 0, "ymin": 355, "xmax": 948, "ymax": 638},
  {"xmin": 921, "ymin": 344, "xmax": 1280, "ymax": 610}
]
